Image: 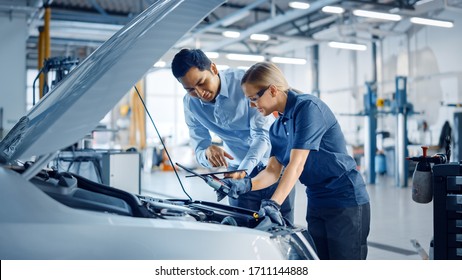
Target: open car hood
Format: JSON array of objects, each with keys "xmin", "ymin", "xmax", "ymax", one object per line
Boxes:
[{"xmin": 0, "ymin": 0, "xmax": 224, "ymax": 163}]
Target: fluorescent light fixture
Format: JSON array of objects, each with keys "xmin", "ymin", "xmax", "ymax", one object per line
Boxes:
[
  {"xmin": 271, "ymin": 57, "xmax": 307, "ymax": 65},
  {"xmin": 328, "ymin": 41, "xmax": 367, "ymax": 51},
  {"xmin": 410, "ymin": 17, "xmax": 454, "ymax": 28},
  {"xmin": 216, "ymin": 64, "xmax": 230, "ymax": 70},
  {"xmin": 322, "ymin": 6, "xmax": 345, "ymax": 14},
  {"xmin": 353, "ymin": 9, "xmax": 402, "ymax": 21},
  {"xmin": 154, "ymin": 60, "xmax": 166, "ymax": 67},
  {"xmin": 205, "ymin": 52, "xmax": 219, "ymax": 58},
  {"xmin": 226, "ymin": 53, "xmax": 265, "ymax": 62},
  {"xmin": 250, "ymin": 33, "xmax": 270, "ymax": 41},
  {"xmin": 289, "ymin": 2, "xmax": 310, "ymax": 9},
  {"xmin": 222, "ymin": 31, "xmax": 240, "ymax": 38}
]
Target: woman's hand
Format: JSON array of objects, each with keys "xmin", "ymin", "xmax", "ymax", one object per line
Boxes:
[{"xmin": 221, "ymin": 177, "xmax": 252, "ymax": 198}]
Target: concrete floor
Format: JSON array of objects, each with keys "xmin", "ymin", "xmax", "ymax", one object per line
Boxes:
[{"xmin": 141, "ymin": 170, "xmax": 433, "ymax": 260}]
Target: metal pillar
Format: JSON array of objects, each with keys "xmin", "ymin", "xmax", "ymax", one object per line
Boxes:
[
  {"xmin": 364, "ymin": 82, "xmax": 377, "ymax": 184},
  {"xmin": 0, "ymin": 107, "xmax": 3, "ymax": 139},
  {"xmin": 38, "ymin": 25, "xmax": 44, "ymax": 100},
  {"xmin": 311, "ymin": 45, "xmax": 320, "ymax": 98},
  {"xmin": 38, "ymin": 4, "xmax": 51, "ymax": 99},
  {"xmin": 454, "ymin": 112, "xmax": 462, "ymax": 162},
  {"xmin": 395, "ymin": 76, "xmax": 408, "ymax": 188}
]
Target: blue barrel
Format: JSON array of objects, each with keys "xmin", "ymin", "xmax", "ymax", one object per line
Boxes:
[{"xmin": 375, "ymin": 153, "xmax": 387, "ymax": 175}]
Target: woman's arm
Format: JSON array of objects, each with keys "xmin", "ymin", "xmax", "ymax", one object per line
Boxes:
[
  {"xmin": 270, "ymin": 149, "xmax": 310, "ymax": 205},
  {"xmin": 251, "ymin": 156, "xmax": 283, "ymax": 191}
]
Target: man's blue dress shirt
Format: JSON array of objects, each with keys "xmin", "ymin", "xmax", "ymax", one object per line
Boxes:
[{"xmin": 183, "ymin": 68, "xmax": 274, "ymax": 173}]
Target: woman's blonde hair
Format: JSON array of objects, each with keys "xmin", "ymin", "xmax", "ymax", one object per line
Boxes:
[{"xmin": 241, "ymin": 62, "xmax": 290, "ymax": 93}]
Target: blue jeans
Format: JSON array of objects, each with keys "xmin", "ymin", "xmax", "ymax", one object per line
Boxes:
[
  {"xmin": 306, "ymin": 202, "xmax": 370, "ymax": 260},
  {"xmin": 228, "ymin": 163, "xmax": 295, "ymax": 224}
]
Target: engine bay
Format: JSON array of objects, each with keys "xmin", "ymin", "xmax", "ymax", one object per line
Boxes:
[{"xmin": 30, "ymin": 168, "xmax": 273, "ymax": 229}]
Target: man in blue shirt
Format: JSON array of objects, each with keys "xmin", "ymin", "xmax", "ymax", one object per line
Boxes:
[{"xmin": 171, "ymin": 49, "xmax": 295, "ymax": 222}]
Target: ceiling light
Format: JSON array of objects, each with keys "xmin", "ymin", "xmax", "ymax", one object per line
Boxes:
[
  {"xmin": 250, "ymin": 33, "xmax": 270, "ymax": 41},
  {"xmin": 226, "ymin": 53, "xmax": 265, "ymax": 62},
  {"xmin": 410, "ymin": 17, "xmax": 454, "ymax": 28},
  {"xmin": 328, "ymin": 41, "xmax": 367, "ymax": 51},
  {"xmin": 271, "ymin": 57, "xmax": 307, "ymax": 65},
  {"xmin": 289, "ymin": 2, "xmax": 310, "ymax": 9},
  {"xmin": 222, "ymin": 31, "xmax": 240, "ymax": 38},
  {"xmin": 205, "ymin": 52, "xmax": 219, "ymax": 58},
  {"xmin": 154, "ymin": 60, "xmax": 166, "ymax": 67},
  {"xmin": 322, "ymin": 6, "xmax": 345, "ymax": 14},
  {"xmin": 353, "ymin": 9, "xmax": 402, "ymax": 21}
]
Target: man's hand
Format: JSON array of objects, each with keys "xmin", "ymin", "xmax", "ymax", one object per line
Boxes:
[
  {"xmin": 221, "ymin": 177, "xmax": 252, "ymax": 198},
  {"xmin": 205, "ymin": 145, "xmax": 234, "ymax": 167},
  {"xmin": 258, "ymin": 199, "xmax": 285, "ymax": 226}
]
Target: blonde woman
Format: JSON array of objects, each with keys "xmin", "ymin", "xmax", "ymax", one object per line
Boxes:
[{"xmin": 222, "ymin": 62, "xmax": 370, "ymax": 260}]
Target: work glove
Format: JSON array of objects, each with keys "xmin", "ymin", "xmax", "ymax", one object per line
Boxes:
[
  {"xmin": 221, "ymin": 176, "xmax": 252, "ymax": 198},
  {"xmin": 258, "ymin": 199, "xmax": 285, "ymax": 226}
]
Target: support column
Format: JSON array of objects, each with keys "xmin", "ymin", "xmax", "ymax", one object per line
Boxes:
[
  {"xmin": 395, "ymin": 76, "xmax": 408, "ymax": 188},
  {"xmin": 38, "ymin": 25, "xmax": 44, "ymax": 101},
  {"xmin": 39, "ymin": 4, "xmax": 51, "ymax": 98},
  {"xmin": 0, "ymin": 13, "xmax": 27, "ymax": 133},
  {"xmin": 364, "ymin": 82, "xmax": 377, "ymax": 184},
  {"xmin": 311, "ymin": 45, "xmax": 320, "ymax": 98}
]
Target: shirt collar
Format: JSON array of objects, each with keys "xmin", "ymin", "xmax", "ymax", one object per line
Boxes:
[
  {"xmin": 280, "ymin": 90, "xmax": 297, "ymax": 121},
  {"xmin": 217, "ymin": 71, "xmax": 229, "ymax": 98}
]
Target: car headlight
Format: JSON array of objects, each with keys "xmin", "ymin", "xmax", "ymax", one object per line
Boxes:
[{"xmin": 271, "ymin": 230, "xmax": 319, "ymax": 260}]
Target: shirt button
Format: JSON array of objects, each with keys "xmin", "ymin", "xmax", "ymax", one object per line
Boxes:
[
  {"xmin": 283, "ymin": 122, "xmax": 286, "ymax": 125},
  {"xmin": 286, "ymin": 132, "xmax": 289, "ymax": 135}
]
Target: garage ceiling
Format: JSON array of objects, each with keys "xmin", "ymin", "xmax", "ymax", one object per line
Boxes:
[{"xmin": 0, "ymin": 0, "xmax": 457, "ymax": 68}]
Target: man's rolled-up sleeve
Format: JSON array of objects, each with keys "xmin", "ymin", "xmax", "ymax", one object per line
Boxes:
[
  {"xmin": 238, "ymin": 110, "xmax": 274, "ymax": 173},
  {"xmin": 184, "ymin": 100, "xmax": 212, "ymax": 168}
]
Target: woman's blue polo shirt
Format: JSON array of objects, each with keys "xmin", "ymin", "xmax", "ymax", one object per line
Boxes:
[{"xmin": 270, "ymin": 90, "xmax": 369, "ymax": 208}]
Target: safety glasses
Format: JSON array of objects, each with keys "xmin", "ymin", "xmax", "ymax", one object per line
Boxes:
[{"xmin": 248, "ymin": 85, "xmax": 270, "ymax": 103}]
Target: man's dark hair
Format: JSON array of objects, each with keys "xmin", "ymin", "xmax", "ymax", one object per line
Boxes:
[{"xmin": 171, "ymin": 49, "xmax": 212, "ymax": 79}]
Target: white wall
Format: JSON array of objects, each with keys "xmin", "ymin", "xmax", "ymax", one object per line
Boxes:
[
  {"xmin": 382, "ymin": 9, "xmax": 462, "ymax": 146},
  {"xmin": 318, "ymin": 40, "xmax": 372, "ymax": 145},
  {"xmin": 0, "ymin": 13, "xmax": 27, "ymax": 133},
  {"xmin": 279, "ymin": 48, "xmax": 312, "ymax": 93},
  {"xmin": 282, "ymin": 9, "xmax": 462, "ymax": 148}
]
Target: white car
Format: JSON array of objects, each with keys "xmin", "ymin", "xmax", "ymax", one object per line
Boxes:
[{"xmin": 0, "ymin": 0, "xmax": 317, "ymax": 260}]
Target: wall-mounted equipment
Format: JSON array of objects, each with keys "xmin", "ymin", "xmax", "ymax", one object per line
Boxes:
[{"xmin": 32, "ymin": 56, "xmax": 79, "ymax": 105}]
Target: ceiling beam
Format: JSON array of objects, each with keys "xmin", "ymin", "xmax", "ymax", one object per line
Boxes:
[
  {"xmin": 183, "ymin": 0, "xmax": 268, "ymax": 39},
  {"xmin": 204, "ymin": 0, "xmax": 340, "ymax": 52}
]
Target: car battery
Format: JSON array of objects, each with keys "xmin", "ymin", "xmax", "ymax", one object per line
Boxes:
[{"xmin": 432, "ymin": 162, "xmax": 462, "ymax": 259}]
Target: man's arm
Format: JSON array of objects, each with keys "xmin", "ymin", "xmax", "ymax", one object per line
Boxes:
[
  {"xmin": 184, "ymin": 100, "xmax": 212, "ymax": 168},
  {"xmin": 238, "ymin": 110, "xmax": 274, "ymax": 174}
]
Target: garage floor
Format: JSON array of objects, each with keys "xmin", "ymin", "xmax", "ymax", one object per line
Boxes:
[{"xmin": 141, "ymin": 170, "xmax": 433, "ymax": 260}]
